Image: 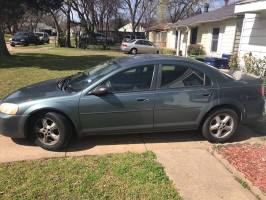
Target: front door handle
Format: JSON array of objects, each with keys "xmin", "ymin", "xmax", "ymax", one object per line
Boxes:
[{"xmin": 136, "ymin": 98, "xmax": 150, "ymax": 102}]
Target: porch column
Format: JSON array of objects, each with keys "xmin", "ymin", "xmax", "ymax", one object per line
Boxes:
[
  {"xmin": 185, "ymin": 28, "xmax": 191, "ymax": 57},
  {"xmin": 176, "ymin": 29, "xmax": 181, "ymax": 56}
]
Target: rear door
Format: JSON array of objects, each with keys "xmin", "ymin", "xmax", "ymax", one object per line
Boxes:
[{"xmin": 154, "ymin": 62, "xmax": 216, "ymax": 130}]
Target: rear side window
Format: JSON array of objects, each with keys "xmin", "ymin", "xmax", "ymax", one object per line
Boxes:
[{"xmin": 160, "ymin": 64, "xmax": 211, "ymax": 89}]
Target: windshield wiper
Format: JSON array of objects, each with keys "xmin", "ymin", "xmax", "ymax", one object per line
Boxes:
[{"xmin": 57, "ymin": 76, "xmax": 72, "ymax": 91}]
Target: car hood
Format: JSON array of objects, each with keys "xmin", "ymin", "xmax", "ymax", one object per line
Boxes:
[
  {"xmin": 12, "ymin": 36, "xmax": 27, "ymax": 40},
  {"xmin": 2, "ymin": 79, "xmax": 69, "ymax": 104}
]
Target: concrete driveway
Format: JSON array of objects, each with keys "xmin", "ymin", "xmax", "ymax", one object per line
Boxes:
[{"xmin": 0, "ymin": 125, "xmax": 263, "ymax": 163}]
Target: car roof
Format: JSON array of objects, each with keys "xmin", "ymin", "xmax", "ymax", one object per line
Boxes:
[
  {"xmin": 114, "ymin": 54, "xmax": 223, "ymax": 77},
  {"xmin": 115, "ymin": 54, "xmax": 191, "ymax": 66}
]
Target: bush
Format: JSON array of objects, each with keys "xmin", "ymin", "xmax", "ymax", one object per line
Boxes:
[
  {"xmin": 187, "ymin": 44, "xmax": 205, "ymax": 56},
  {"xmin": 58, "ymin": 36, "xmax": 66, "ymax": 47},
  {"xmin": 243, "ymin": 53, "xmax": 266, "ymax": 76},
  {"xmin": 228, "ymin": 53, "xmax": 239, "ymax": 70},
  {"xmin": 160, "ymin": 48, "xmax": 176, "ymax": 55}
]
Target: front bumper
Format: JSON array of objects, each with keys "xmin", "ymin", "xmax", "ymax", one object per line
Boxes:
[
  {"xmin": 0, "ymin": 113, "xmax": 27, "ymax": 138},
  {"xmin": 11, "ymin": 41, "xmax": 26, "ymax": 45}
]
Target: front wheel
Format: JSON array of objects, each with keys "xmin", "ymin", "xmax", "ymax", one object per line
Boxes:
[
  {"xmin": 31, "ymin": 112, "xmax": 73, "ymax": 151},
  {"xmin": 202, "ymin": 108, "xmax": 239, "ymax": 143}
]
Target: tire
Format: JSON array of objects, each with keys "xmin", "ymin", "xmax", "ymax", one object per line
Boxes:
[
  {"xmin": 130, "ymin": 48, "xmax": 138, "ymax": 55},
  {"xmin": 30, "ymin": 112, "xmax": 73, "ymax": 151},
  {"xmin": 202, "ymin": 108, "xmax": 239, "ymax": 143},
  {"xmin": 10, "ymin": 43, "xmax": 15, "ymax": 47}
]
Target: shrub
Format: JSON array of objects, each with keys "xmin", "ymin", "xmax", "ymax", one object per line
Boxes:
[
  {"xmin": 160, "ymin": 48, "xmax": 176, "ymax": 55},
  {"xmin": 187, "ymin": 44, "xmax": 205, "ymax": 56},
  {"xmin": 228, "ymin": 53, "xmax": 239, "ymax": 70},
  {"xmin": 243, "ymin": 53, "xmax": 266, "ymax": 76}
]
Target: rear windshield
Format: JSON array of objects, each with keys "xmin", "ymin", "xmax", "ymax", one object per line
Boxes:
[{"xmin": 128, "ymin": 39, "xmax": 136, "ymax": 43}]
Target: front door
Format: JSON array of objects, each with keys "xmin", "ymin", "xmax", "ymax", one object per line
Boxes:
[
  {"xmin": 154, "ymin": 63, "xmax": 215, "ymax": 130},
  {"xmin": 79, "ymin": 64, "xmax": 156, "ymax": 134}
]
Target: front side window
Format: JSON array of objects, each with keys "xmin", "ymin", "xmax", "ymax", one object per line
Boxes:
[
  {"xmin": 102, "ymin": 65, "xmax": 154, "ymax": 93},
  {"xmin": 160, "ymin": 64, "xmax": 211, "ymax": 89},
  {"xmin": 211, "ymin": 28, "xmax": 220, "ymax": 52},
  {"xmin": 143, "ymin": 41, "xmax": 152, "ymax": 46}
]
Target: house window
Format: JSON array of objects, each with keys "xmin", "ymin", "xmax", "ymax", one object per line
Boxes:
[
  {"xmin": 191, "ymin": 27, "xmax": 198, "ymax": 44},
  {"xmin": 211, "ymin": 28, "xmax": 220, "ymax": 52}
]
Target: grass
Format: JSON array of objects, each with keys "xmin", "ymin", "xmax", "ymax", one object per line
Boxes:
[
  {"xmin": 235, "ymin": 177, "xmax": 251, "ymax": 190},
  {"xmin": 0, "ymin": 152, "xmax": 181, "ymax": 200},
  {"xmin": 4, "ymin": 34, "xmax": 11, "ymax": 42},
  {"xmin": 0, "ymin": 44, "xmax": 124, "ymax": 98}
]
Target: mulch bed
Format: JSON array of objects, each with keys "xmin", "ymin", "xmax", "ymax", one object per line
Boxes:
[{"xmin": 218, "ymin": 144, "xmax": 266, "ymax": 193}]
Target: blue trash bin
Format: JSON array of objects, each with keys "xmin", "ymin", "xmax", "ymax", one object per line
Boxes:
[{"xmin": 204, "ymin": 57, "xmax": 220, "ymax": 68}]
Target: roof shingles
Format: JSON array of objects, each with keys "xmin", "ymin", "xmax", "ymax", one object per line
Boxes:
[{"xmin": 172, "ymin": 4, "xmax": 236, "ymax": 27}]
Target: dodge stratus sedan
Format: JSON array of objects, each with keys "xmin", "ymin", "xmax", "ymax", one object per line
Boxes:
[{"xmin": 0, "ymin": 55, "xmax": 264, "ymax": 151}]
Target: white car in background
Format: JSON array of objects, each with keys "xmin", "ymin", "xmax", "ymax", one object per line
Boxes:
[{"xmin": 121, "ymin": 39, "xmax": 159, "ymax": 54}]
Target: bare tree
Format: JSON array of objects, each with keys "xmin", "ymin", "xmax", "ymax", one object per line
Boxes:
[
  {"xmin": 167, "ymin": 0, "xmax": 203, "ymax": 23},
  {"xmin": 122, "ymin": 0, "xmax": 158, "ymax": 35}
]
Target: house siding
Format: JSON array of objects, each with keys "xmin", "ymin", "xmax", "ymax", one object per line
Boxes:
[
  {"xmin": 166, "ymin": 29, "xmax": 177, "ymax": 49},
  {"xmin": 196, "ymin": 18, "xmax": 238, "ymax": 57},
  {"xmin": 238, "ymin": 12, "xmax": 266, "ymax": 65}
]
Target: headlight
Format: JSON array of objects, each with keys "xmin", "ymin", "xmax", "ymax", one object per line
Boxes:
[
  {"xmin": 0, "ymin": 103, "xmax": 19, "ymax": 115},
  {"xmin": 20, "ymin": 39, "xmax": 25, "ymax": 42}
]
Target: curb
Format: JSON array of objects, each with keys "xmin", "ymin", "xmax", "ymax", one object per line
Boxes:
[{"xmin": 208, "ymin": 146, "xmax": 266, "ymax": 200}]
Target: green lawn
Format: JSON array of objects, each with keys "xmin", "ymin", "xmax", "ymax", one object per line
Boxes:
[
  {"xmin": 4, "ymin": 34, "xmax": 12, "ymax": 42},
  {"xmin": 0, "ymin": 152, "xmax": 181, "ymax": 200},
  {"xmin": 0, "ymin": 45, "xmax": 124, "ymax": 98}
]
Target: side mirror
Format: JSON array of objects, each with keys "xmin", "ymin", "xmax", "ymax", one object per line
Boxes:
[{"xmin": 89, "ymin": 86, "xmax": 109, "ymax": 96}]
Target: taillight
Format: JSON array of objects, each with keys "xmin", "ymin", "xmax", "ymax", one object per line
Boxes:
[{"xmin": 122, "ymin": 43, "xmax": 128, "ymax": 47}]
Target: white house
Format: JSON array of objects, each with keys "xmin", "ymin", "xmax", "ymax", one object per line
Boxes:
[
  {"xmin": 234, "ymin": 0, "xmax": 266, "ymax": 65},
  {"xmin": 172, "ymin": 4, "xmax": 243, "ymax": 57},
  {"xmin": 118, "ymin": 23, "xmax": 145, "ymax": 33},
  {"xmin": 147, "ymin": 23, "xmax": 173, "ymax": 48}
]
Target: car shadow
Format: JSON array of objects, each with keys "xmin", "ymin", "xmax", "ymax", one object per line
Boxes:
[
  {"xmin": 11, "ymin": 126, "xmax": 265, "ymax": 152},
  {"xmin": 66, "ymin": 125, "xmax": 264, "ymax": 152}
]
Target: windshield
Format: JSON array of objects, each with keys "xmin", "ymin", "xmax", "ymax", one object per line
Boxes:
[
  {"xmin": 66, "ymin": 61, "xmax": 120, "ymax": 91},
  {"xmin": 15, "ymin": 32, "xmax": 27, "ymax": 36}
]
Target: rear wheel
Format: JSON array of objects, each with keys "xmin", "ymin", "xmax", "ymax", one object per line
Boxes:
[
  {"xmin": 130, "ymin": 48, "xmax": 138, "ymax": 55},
  {"xmin": 30, "ymin": 112, "xmax": 73, "ymax": 151},
  {"xmin": 202, "ymin": 108, "xmax": 239, "ymax": 143}
]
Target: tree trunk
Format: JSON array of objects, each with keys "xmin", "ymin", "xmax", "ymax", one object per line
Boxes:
[
  {"xmin": 50, "ymin": 10, "xmax": 61, "ymax": 47},
  {"xmin": 66, "ymin": 1, "xmax": 71, "ymax": 48},
  {"xmin": 0, "ymin": 25, "xmax": 10, "ymax": 57}
]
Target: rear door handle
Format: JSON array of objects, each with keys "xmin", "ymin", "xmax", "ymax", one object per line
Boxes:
[{"xmin": 136, "ymin": 98, "xmax": 150, "ymax": 102}]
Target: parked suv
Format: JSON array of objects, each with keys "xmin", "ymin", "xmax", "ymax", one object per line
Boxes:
[
  {"xmin": 10, "ymin": 32, "xmax": 41, "ymax": 47},
  {"xmin": 35, "ymin": 32, "xmax": 50, "ymax": 44}
]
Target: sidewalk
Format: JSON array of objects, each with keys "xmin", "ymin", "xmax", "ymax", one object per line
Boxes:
[{"xmin": 155, "ymin": 149, "xmax": 256, "ymax": 200}]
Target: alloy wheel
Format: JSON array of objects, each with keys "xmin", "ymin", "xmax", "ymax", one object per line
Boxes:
[
  {"xmin": 35, "ymin": 117, "xmax": 60, "ymax": 146},
  {"xmin": 209, "ymin": 113, "xmax": 234, "ymax": 139}
]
